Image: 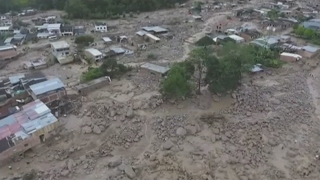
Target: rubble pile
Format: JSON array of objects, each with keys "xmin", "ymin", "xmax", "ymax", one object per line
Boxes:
[
  {"xmin": 131, "ymin": 73, "xmax": 162, "ymax": 92},
  {"xmin": 152, "ymin": 115, "xmax": 188, "ymax": 141},
  {"xmin": 109, "ymin": 124, "xmax": 144, "ymax": 149},
  {"xmin": 210, "ymin": 73, "xmax": 320, "ymax": 179}
]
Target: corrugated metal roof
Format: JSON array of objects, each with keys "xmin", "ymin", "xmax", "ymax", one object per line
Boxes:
[
  {"xmin": 9, "ymin": 74, "xmax": 25, "ymax": 84},
  {"xmin": 29, "ymin": 78, "xmax": 64, "ymax": 96},
  {"xmin": 302, "ymin": 45, "xmax": 319, "ymax": 52},
  {"xmin": 110, "ymin": 47, "xmax": 125, "ymax": 54},
  {"xmin": 142, "ymin": 26, "xmax": 168, "ymax": 33},
  {"xmin": 22, "ymin": 113, "xmax": 57, "ymax": 134},
  {"xmin": 85, "ymin": 48, "xmax": 102, "ymax": 56},
  {"xmin": 141, "ymin": 63, "xmax": 170, "ymax": 74},
  {"xmin": 0, "ymin": 100, "xmax": 53, "ymax": 139}
]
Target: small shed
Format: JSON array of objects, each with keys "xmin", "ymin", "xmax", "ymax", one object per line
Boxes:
[
  {"xmin": 298, "ymin": 45, "xmax": 320, "ymax": 58},
  {"xmin": 144, "ymin": 33, "xmax": 160, "ymax": 43},
  {"xmin": 280, "ymin": 52, "xmax": 302, "ymax": 62},
  {"xmin": 140, "ymin": 63, "xmax": 170, "ymax": 76},
  {"xmin": 228, "ymin": 34, "xmax": 245, "ymax": 43}
]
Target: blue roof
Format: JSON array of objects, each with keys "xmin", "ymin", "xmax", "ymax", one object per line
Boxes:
[
  {"xmin": 29, "ymin": 78, "xmax": 64, "ymax": 96},
  {"xmin": 302, "ymin": 45, "xmax": 319, "ymax": 52}
]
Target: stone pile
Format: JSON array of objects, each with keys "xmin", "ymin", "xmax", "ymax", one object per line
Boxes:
[{"xmin": 152, "ymin": 115, "xmax": 188, "ymax": 141}]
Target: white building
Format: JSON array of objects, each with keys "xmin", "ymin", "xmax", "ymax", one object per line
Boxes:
[
  {"xmin": 0, "ymin": 26, "xmax": 12, "ymax": 33},
  {"xmin": 51, "ymin": 41, "xmax": 73, "ymax": 64},
  {"xmin": 228, "ymin": 34, "xmax": 245, "ymax": 43},
  {"xmin": 85, "ymin": 48, "xmax": 103, "ymax": 61},
  {"xmin": 47, "ymin": 23, "xmax": 61, "ymax": 35},
  {"xmin": 94, "ymin": 22, "xmax": 107, "ymax": 32}
]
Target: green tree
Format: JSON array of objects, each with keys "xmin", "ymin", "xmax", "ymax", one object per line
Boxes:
[
  {"xmin": 160, "ymin": 64, "xmax": 192, "ymax": 99},
  {"xmin": 267, "ymin": 9, "xmax": 280, "ymax": 20},
  {"xmin": 75, "ymin": 35, "xmax": 94, "ymax": 46},
  {"xmin": 188, "ymin": 47, "xmax": 213, "ymax": 94}
]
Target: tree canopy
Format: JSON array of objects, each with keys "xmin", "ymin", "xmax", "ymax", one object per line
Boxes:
[
  {"xmin": 161, "ymin": 42, "xmax": 284, "ymax": 98},
  {"xmin": 160, "ymin": 63, "xmax": 193, "ymax": 99},
  {"xmin": 0, "ymin": 0, "xmax": 187, "ymax": 19}
]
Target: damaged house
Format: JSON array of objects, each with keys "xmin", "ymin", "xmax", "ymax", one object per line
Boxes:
[
  {"xmin": 0, "ymin": 100, "xmax": 58, "ymax": 163},
  {"xmin": 28, "ymin": 78, "xmax": 67, "ymax": 107}
]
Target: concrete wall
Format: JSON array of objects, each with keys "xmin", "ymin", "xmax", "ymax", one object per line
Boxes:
[
  {"xmin": 280, "ymin": 55, "xmax": 298, "ymax": 62},
  {"xmin": 36, "ymin": 89, "xmax": 67, "ymax": 104},
  {"xmin": 76, "ymin": 79, "xmax": 110, "ymax": 95},
  {"xmin": 297, "ymin": 50, "xmax": 319, "ymax": 58},
  {"xmin": 0, "ymin": 136, "xmax": 40, "ymax": 165}
]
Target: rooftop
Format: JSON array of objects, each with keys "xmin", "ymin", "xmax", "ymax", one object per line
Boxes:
[
  {"xmin": 51, "ymin": 41, "xmax": 69, "ymax": 49},
  {"xmin": 29, "ymin": 78, "xmax": 64, "ymax": 96},
  {"xmin": 47, "ymin": 23, "xmax": 61, "ymax": 29},
  {"xmin": 0, "ymin": 45, "xmax": 16, "ymax": 51},
  {"xmin": 142, "ymin": 26, "xmax": 168, "ymax": 33},
  {"xmin": 0, "ymin": 99, "xmax": 54, "ymax": 140},
  {"xmin": 95, "ymin": 22, "xmax": 106, "ymax": 26},
  {"xmin": 141, "ymin": 63, "xmax": 170, "ymax": 74},
  {"xmin": 102, "ymin": 37, "xmax": 112, "ymax": 42},
  {"xmin": 0, "ymin": 26, "xmax": 11, "ymax": 31},
  {"xmin": 110, "ymin": 47, "xmax": 125, "ymax": 54},
  {"xmin": 85, "ymin": 48, "xmax": 102, "ymax": 56},
  {"xmin": 302, "ymin": 45, "xmax": 319, "ymax": 52}
]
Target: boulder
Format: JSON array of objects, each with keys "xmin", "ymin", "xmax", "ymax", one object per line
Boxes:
[
  {"xmin": 82, "ymin": 126, "xmax": 92, "ymax": 134},
  {"xmin": 92, "ymin": 125, "xmax": 101, "ymax": 134},
  {"xmin": 162, "ymin": 140, "xmax": 174, "ymax": 150},
  {"xmin": 176, "ymin": 127, "xmax": 187, "ymax": 136}
]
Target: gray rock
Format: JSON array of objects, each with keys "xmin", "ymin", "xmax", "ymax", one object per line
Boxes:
[
  {"xmin": 126, "ymin": 108, "xmax": 134, "ymax": 118},
  {"xmin": 185, "ymin": 125, "xmax": 198, "ymax": 135},
  {"xmin": 213, "ymin": 95, "xmax": 220, "ymax": 102},
  {"xmin": 176, "ymin": 127, "xmax": 187, "ymax": 136},
  {"xmin": 82, "ymin": 126, "xmax": 92, "ymax": 134},
  {"xmin": 124, "ymin": 165, "xmax": 136, "ymax": 179},
  {"xmin": 92, "ymin": 125, "xmax": 101, "ymax": 134},
  {"xmin": 110, "ymin": 110, "xmax": 116, "ymax": 117},
  {"xmin": 108, "ymin": 158, "xmax": 122, "ymax": 168},
  {"xmin": 162, "ymin": 140, "xmax": 174, "ymax": 150},
  {"xmin": 60, "ymin": 170, "xmax": 69, "ymax": 177}
]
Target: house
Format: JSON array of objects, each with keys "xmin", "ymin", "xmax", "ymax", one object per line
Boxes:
[
  {"xmin": 239, "ymin": 29, "xmax": 261, "ymax": 41},
  {"xmin": 51, "ymin": 41, "xmax": 73, "ymax": 64},
  {"xmin": 46, "ymin": 23, "xmax": 61, "ymax": 35},
  {"xmin": 60, "ymin": 24, "xmax": 73, "ymax": 36},
  {"xmin": 213, "ymin": 35, "xmax": 234, "ymax": 44},
  {"xmin": 144, "ymin": 33, "xmax": 160, "ymax": 43},
  {"xmin": 73, "ymin": 26, "xmax": 86, "ymax": 36},
  {"xmin": 85, "ymin": 48, "xmax": 103, "ymax": 61},
  {"xmin": 140, "ymin": 63, "xmax": 170, "ymax": 76},
  {"xmin": 4, "ymin": 34, "xmax": 26, "ymax": 46},
  {"xmin": 280, "ymin": 52, "xmax": 302, "ymax": 62},
  {"xmin": 297, "ymin": 45, "xmax": 320, "ymax": 58},
  {"xmin": 37, "ymin": 32, "xmax": 51, "ymax": 39},
  {"xmin": 94, "ymin": 22, "xmax": 107, "ymax": 32},
  {"xmin": 250, "ymin": 36, "xmax": 280, "ymax": 48},
  {"xmin": 0, "ymin": 19, "xmax": 12, "ymax": 27},
  {"xmin": 0, "ymin": 45, "xmax": 18, "ymax": 61},
  {"xmin": 302, "ymin": 19, "xmax": 320, "ymax": 30},
  {"xmin": 109, "ymin": 47, "xmax": 125, "ymax": 55},
  {"xmin": 75, "ymin": 76, "xmax": 111, "ymax": 95},
  {"xmin": 29, "ymin": 78, "xmax": 66, "ymax": 105},
  {"xmin": 228, "ymin": 34, "xmax": 244, "ymax": 43},
  {"xmin": 0, "ymin": 100, "xmax": 58, "ymax": 163},
  {"xmin": 24, "ymin": 58, "xmax": 47, "ymax": 70},
  {"xmin": 142, "ymin": 26, "xmax": 168, "ymax": 34},
  {"xmin": 0, "ymin": 26, "xmax": 13, "ymax": 33},
  {"xmin": 136, "ymin": 30, "xmax": 148, "ymax": 37}
]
